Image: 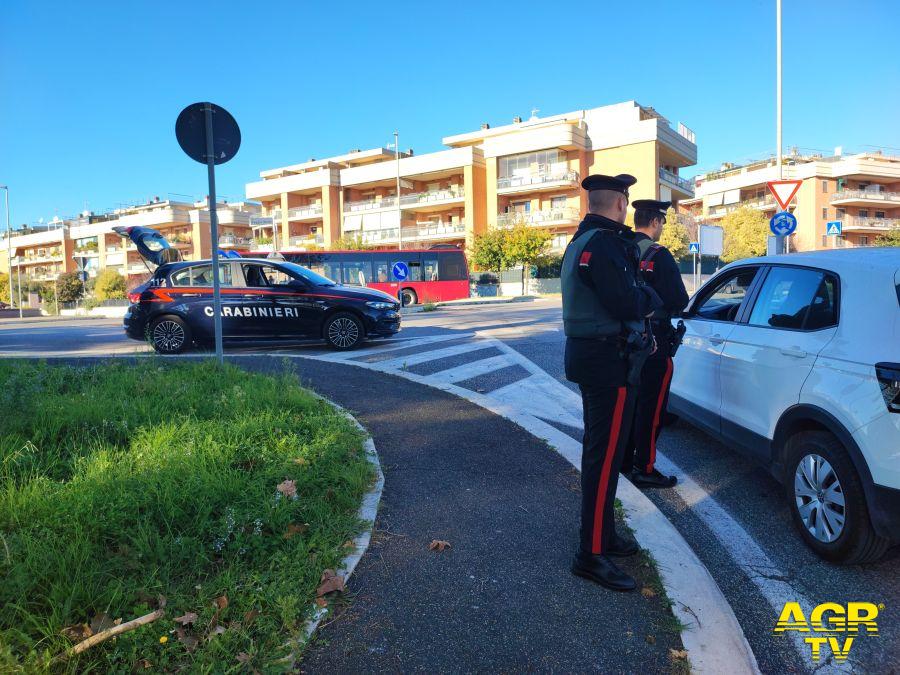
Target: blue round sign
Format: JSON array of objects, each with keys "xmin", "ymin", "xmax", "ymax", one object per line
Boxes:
[
  {"xmin": 770, "ymin": 211, "xmax": 797, "ymax": 236},
  {"xmin": 392, "ymin": 261, "xmax": 409, "ymax": 281}
]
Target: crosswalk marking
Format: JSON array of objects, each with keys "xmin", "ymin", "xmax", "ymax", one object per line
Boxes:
[
  {"xmin": 373, "ymin": 340, "xmax": 489, "ymax": 370},
  {"xmin": 428, "ymin": 354, "xmax": 515, "ymax": 383}
]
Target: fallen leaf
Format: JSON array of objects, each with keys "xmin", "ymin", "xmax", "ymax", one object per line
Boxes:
[
  {"xmin": 315, "ymin": 597, "xmax": 328, "ymax": 608},
  {"xmin": 206, "ymin": 625, "xmax": 227, "ymax": 641},
  {"xmin": 276, "ymin": 479, "xmax": 297, "ymax": 499},
  {"xmin": 174, "ymin": 612, "xmax": 198, "ymax": 626},
  {"xmin": 343, "ymin": 540, "xmax": 355, "ymax": 549},
  {"xmin": 136, "ymin": 658, "xmax": 153, "ymax": 669},
  {"xmin": 429, "ymin": 540, "xmax": 451, "ymax": 552},
  {"xmin": 243, "ymin": 609, "xmax": 259, "ymax": 625},
  {"xmin": 175, "ymin": 627, "xmax": 199, "ymax": 651},
  {"xmin": 236, "ymin": 652, "xmax": 252, "ymax": 664},
  {"xmin": 61, "ymin": 624, "xmax": 93, "ymax": 642},
  {"xmin": 316, "ymin": 569, "xmax": 345, "ymax": 596},
  {"xmin": 90, "ymin": 612, "xmax": 115, "ymax": 634},
  {"xmin": 283, "ymin": 523, "xmax": 308, "ymax": 539},
  {"xmin": 213, "ymin": 595, "xmax": 229, "ymax": 610},
  {"xmin": 640, "ymin": 587, "xmax": 657, "ymax": 599},
  {"xmin": 292, "ymin": 457, "xmax": 308, "ymax": 466},
  {"xmin": 670, "ymin": 648, "xmax": 689, "ymax": 660},
  {"xmin": 645, "ymin": 634, "xmax": 656, "ymax": 645}
]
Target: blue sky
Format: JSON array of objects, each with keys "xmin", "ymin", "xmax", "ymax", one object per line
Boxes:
[{"xmin": 2, "ymin": 0, "xmax": 898, "ymax": 228}]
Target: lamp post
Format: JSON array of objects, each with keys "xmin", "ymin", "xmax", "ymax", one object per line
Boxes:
[
  {"xmin": 394, "ymin": 131, "xmax": 402, "ymax": 251},
  {"xmin": 0, "ymin": 185, "xmax": 21, "ymax": 318}
]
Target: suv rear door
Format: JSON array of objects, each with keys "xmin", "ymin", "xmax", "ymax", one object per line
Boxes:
[
  {"xmin": 719, "ymin": 265, "xmax": 839, "ymax": 459},
  {"xmin": 670, "ymin": 265, "xmax": 763, "ymax": 434}
]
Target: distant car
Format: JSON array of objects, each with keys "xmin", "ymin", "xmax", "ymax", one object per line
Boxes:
[
  {"xmin": 116, "ymin": 225, "xmax": 401, "ymax": 354},
  {"xmin": 670, "ymin": 248, "xmax": 900, "ymax": 564},
  {"xmin": 0, "ymin": 301, "xmax": 9, "ymax": 310}
]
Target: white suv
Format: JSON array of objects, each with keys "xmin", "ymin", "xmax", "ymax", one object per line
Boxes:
[{"xmin": 669, "ymin": 248, "xmax": 900, "ymax": 564}]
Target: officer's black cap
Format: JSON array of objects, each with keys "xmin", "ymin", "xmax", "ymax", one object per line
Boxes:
[
  {"xmin": 632, "ymin": 199, "xmax": 672, "ymax": 216},
  {"xmin": 581, "ymin": 173, "xmax": 637, "ymax": 195}
]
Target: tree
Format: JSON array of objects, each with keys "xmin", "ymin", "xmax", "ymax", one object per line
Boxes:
[
  {"xmin": 875, "ymin": 229, "xmax": 900, "ymax": 247},
  {"xmin": 331, "ymin": 234, "xmax": 377, "ymax": 251},
  {"xmin": 55, "ymin": 272, "xmax": 85, "ymax": 303},
  {"xmin": 471, "ymin": 227, "xmax": 510, "ymax": 275},
  {"xmin": 505, "ymin": 223, "xmax": 551, "ymax": 294},
  {"xmin": 659, "ymin": 208, "xmax": 691, "ymax": 260},
  {"xmin": 720, "ymin": 206, "xmax": 769, "ymax": 262},
  {"xmin": 94, "ymin": 268, "xmax": 127, "ymax": 300},
  {"xmin": 0, "ymin": 272, "xmax": 8, "ymax": 303}
]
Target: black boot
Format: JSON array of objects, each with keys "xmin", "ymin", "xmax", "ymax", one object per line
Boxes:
[
  {"xmin": 631, "ymin": 468, "xmax": 677, "ymax": 489},
  {"xmin": 571, "ymin": 552, "xmax": 637, "ymax": 591},
  {"xmin": 661, "ymin": 412, "xmax": 680, "ymax": 428},
  {"xmin": 606, "ymin": 532, "xmax": 639, "ymax": 557}
]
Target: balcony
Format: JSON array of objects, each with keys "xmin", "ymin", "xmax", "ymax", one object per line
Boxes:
[
  {"xmin": 839, "ymin": 216, "xmax": 900, "ymax": 232},
  {"xmin": 830, "ymin": 189, "xmax": 900, "ymax": 207},
  {"xmin": 287, "ymin": 205, "xmax": 323, "ymax": 221},
  {"xmin": 708, "ymin": 196, "xmax": 777, "ymax": 218},
  {"xmin": 344, "ymin": 196, "xmax": 397, "ymax": 213},
  {"xmin": 288, "ymin": 234, "xmax": 324, "ymax": 248},
  {"xmin": 399, "ymin": 188, "xmax": 465, "ymax": 209},
  {"xmin": 659, "ymin": 168, "xmax": 694, "ymax": 197},
  {"xmin": 496, "ymin": 170, "xmax": 580, "ymax": 194},
  {"xmin": 496, "ymin": 207, "xmax": 580, "ymax": 228},
  {"xmin": 402, "ymin": 221, "xmax": 466, "ymax": 242}
]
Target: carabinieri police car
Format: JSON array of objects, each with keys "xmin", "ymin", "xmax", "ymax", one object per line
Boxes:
[{"xmin": 117, "ymin": 225, "xmax": 401, "ymax": 354}]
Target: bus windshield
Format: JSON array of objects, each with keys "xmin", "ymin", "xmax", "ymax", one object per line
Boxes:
[{"xmin": 281, "ymin": 261, "xmax": 337, "ymax": 287}]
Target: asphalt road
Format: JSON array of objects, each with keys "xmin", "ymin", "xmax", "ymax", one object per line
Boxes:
[{"xmin": 2, "ymin": 301, "xmax": 898, "ymax": 672}]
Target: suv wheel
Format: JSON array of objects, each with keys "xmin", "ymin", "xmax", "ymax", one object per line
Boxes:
[
  {"xmin": 324, "ymin": 312, "xmax": 364, "ymax": 350},
  {"xmin": 149, "ymin": 315, "xmax": 192, "ymax": 355},
  {"xmin": 785, "ymin": 430, "xmax": 890, "ymax": 564}
]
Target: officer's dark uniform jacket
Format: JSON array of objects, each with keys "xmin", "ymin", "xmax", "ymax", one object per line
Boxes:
[
  {"xmin": 562, "ymin": 214, "xmax": 662, "ymax": 386},
  {"xmin": 633, "ymin": 233, "xmax": 689, "ymax": 337}
]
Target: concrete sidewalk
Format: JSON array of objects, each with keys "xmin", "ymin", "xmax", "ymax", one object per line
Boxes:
[{"xmin": 234, "ymin": 356, "xmax": 684, "ymax": 672}]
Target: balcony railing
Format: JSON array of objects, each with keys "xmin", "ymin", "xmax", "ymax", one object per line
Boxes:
[
  {"xmin": 677, "ymin": 123, "xmax": 696, "ymax": 144},
  {"xmin": 831, "ymin": 189, "xmax": 900, "ymax": 204},
  {"xmin": 659, "ymin": 168, "xmax": 694, "ymax": 194},
  {"xmin": 403, "ymin": 221, "xmax": 466, "ymax": 240},
  {"xmin": 344, "ymin": 196, "xmax": 397, "ymax": 212},
  {"xmin": 289, "ymin": 234, "xmax": 324, "ymax": 248},
  {"xmin": 708, "ymin": 196, "xmax": 776, "ymax": 217},
  {"xmin": 359, "ymin": 228, "xmax": 399, "ymax": 245},
  {"xmin": 840, "ymin": 216, "xmax": 900, "ymax": 232},
  {"xmin": 496, "ymin": 207, "xmax": 580, "ymax": 228},
  {"xmin": 497, "ymin": 170, "xmax": 579, "ymax": 191},
  {"xmin": 288, "ymin": 205, "xmax": 323, "ymax": 220},
  {"xmin": 399, "ymin": 188, "xmax": 465, "ymax": 207}
]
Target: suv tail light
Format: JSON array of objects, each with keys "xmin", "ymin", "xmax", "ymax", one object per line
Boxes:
[
  {"xmin": 875, "ymin": 362, "xmax": 900, "ymax": 414},
  {"xmin": 127, "ymin": 291, "xmax": 141, "ymax": 304}
]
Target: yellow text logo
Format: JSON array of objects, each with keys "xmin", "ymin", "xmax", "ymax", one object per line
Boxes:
[{"xmin": 774, "ymin": 602, "xmax": 882, "ymax": 663}]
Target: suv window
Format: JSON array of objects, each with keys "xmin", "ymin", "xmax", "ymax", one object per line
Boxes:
[
  {"xmin": 693, "ymin": 267, "xmax": 759, "ymax": 322},
  {"xmin": 748, "ymin": 266, "xmax": 837, "ymax": 330},
  {"xmin": 170, "ymin": 264, "xmax": 232, "ymax": 287},
  {"xmin": 242, "ymin": 264, "xmax": 295, "ymax": 287}
]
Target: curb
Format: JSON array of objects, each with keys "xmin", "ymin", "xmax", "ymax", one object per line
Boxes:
[
  {"xmin": 285, "ymin": 353, "xmax": 761, "ymax": 675},
  {"xmin": 402, "ymin": 296, "xmax": 534, "ymax": 314},
  {"xmin": 298, "ymin": 396, "xmax": 385, "ymax": 649}
]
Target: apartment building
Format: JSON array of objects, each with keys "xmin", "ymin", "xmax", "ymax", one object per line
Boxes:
[
  {"xmin": 0, "ymin": 198, "xmax": 259, "ymax": 286},
  {"xmin": 681, "ymin": 148, "xmax": 900, "ymax": 251},
  {"xmin": 245, "ymin": 101, "xmax": 697, "ymax": 253}
]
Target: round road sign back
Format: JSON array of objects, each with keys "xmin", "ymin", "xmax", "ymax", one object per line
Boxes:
[{"xmin": 175, "ymin": 102, "xmax": 241, "ymax": 165}]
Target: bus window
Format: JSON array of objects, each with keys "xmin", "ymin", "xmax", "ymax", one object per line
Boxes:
[
  {"xmin": 373, "ymin": 258, "xmax": 390, "ymax": 283},
  {"xmin": 407, "ymin": 262, "xmax": 422, "ymax": 281},
  {"xmin": 438, "ymin": 251, "xmax": 467, "ymax": 281},
  {"xmin": 322, "ymin": 254, "xmax": 341, "ymax": 283},
  {"xmin": 343, "ymin": 259, "xmax": 373, "ymax": 286},
  {"xmin": 423, "ymin": 256, "xmax": 439, "ymax": 281}
]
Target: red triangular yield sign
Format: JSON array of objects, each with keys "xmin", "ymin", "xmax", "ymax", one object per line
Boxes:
[{"xmin": 767, "ymin": 180, "xmax": 802, "ymax": 211}]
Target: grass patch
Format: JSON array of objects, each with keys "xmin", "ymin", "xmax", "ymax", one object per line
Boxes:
[
  {"xmin": 0, "ymin": 359, "xmax": 372, "ymax": 672},
  {"xmin": 420, "ymin": 303, "xmax": 438, "ymax": 312}
]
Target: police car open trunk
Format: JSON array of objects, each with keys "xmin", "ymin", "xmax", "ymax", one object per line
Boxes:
[{"xmin": 113, "ymin": 225, "xmax": 183, "ymax": 271}]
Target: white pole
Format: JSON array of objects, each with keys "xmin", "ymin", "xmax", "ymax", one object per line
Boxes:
[
  {"xmin": 1, "ymin": 186, "xmax": 16, "ymax": 317},
  {"xmin": 395, "ymin": 131, "xmax": 402, "ymax": 251},
  {"xmin": 775, "ymin": 0, "xmax": 786, "ymax": 255}
]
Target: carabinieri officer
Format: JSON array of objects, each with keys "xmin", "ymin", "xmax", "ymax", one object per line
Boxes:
[
  {"xmin": 562, "ymin": 174, "xmax": 662, "ymax": 591},
  {"xmin": 622, "ymin": 200, "xmax": 690, "ymax": 489}
]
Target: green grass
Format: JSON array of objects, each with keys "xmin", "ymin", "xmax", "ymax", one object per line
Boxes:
[
  {"xmin": 0, "ymin": 359, "xmax": 373, "ymax": 672},
  {"xmin": 420, "ymin": 303, "xmax": 438, "ymax": 312}
]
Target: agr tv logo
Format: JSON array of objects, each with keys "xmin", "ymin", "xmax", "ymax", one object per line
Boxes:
[{"xmin": 774, "ymin": 602, "xmax": 882, "ymax": 663}]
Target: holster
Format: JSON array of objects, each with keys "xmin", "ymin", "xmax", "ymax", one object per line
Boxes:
[{"xmin": 669, "ymin": 320, "xmax": 687, "ymax": 357}]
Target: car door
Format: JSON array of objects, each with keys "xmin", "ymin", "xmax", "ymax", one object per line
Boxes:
[
  {"xmin": 239, "ymin": 262, "xmax": 318, "ymax": 338},
  {"xmin": 719, "ymin": 266, "xmax": 839, "ymax": 458},
  {"xmin": 113, "ymin": 225, "xmax": 182, "ymax": 269},
  {"xmin": 670, "ymin": 265, "xmax": 763, "ymax": 435},
  {"xmin": 168, "ymin": 262, "xmax": 239, "ymax": 338}
]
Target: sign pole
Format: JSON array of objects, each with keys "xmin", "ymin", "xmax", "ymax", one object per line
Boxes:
[
  {"xmin": 204, "ymin": 103, "xmax": 225, "ymax": 365},
  {"xmin": 775, "ymin": 0, "xmax": 785, "ymax": 254}
]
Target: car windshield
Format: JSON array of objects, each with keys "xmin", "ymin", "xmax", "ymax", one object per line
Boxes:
[{"xmin": 280, "ymin": 261, "xmax": 337, "ymax": 287}]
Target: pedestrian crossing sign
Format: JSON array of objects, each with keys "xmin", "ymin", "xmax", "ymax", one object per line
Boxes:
[
  {"xmin": 826, "ymin": 221, "xmax": 842, "ymax": 236},
  {"xmin": 689, "ymin": 242, "xmax": 700, "ymax": 254}
]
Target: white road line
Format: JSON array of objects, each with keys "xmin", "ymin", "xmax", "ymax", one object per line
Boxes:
[
  {"xmin": 489, "ymin": 376, "xmax": 584, "ymax": 429},
  {"xmin": 373, "ymin": 340, "xmax": 488, "ymax": 370},
  {"xmin": 428, "ymin": 354, "xmax": 516, "ymax": 383},
  {"xmin": 314, "ymin": 333, "xmax": 469, "ymax": 362}
]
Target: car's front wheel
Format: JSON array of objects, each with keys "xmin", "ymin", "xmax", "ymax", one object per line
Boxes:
[
  {"xmin": 149, "ymin": 315, "xmax": 192, "ymax": 355},
  {"xmin": 324, "ymin": 312, "xmax": 364, "ymax": 350},
  {"xmin": 785, "ymin": 430, "xmax": 890, "ymax": 564}
]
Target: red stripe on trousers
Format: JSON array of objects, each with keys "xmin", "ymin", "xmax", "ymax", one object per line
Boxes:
[
  {"xmin": 592, "ymin": 386, "xmax": 627, "ymax": 554},
  {"xmin": 646, "ymin": 357, "xmax": 674, "ymax": 474}
]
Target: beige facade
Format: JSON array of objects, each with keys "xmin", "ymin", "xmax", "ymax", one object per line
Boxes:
[
  {"xmin": 246, "ymin": 101, "xmax": 697, "ymax": 253},
  {"xmin": 0, "ymin": 198, "xmax": 259, "ymax": 286},
  {"xmin": 681, "ymin": 149, "xmax": 900, "ymax": 251}
]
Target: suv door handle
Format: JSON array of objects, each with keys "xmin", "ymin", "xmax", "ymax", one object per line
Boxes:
[
  {"xmin": 780, "ymin": 347, "xmax": 808, "ymax": 358},
  {"xmin": 709, "ymin": 334, "xmax": 725, "ymax": 346}
]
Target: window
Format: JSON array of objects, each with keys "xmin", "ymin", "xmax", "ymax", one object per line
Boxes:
[
  {"xmin": 171, "ymin": 264, "xmax": 232, "ymax": 287},
  {"xmin": 407, "ymin": 261, "xmax": 422, "ymax": 282},
  {"xmin": 342, "ymin": 259, "xmax": 372, "ymax": 286},
  {"xmin": 822, "ymin": 208, "xmax": 828, "ymax": 220},
  {"xmin": 438, "ymin": 252, "xmax": 467, "ymax": 281},
  {"xmin": 748, "ymin": 267, "xmax": 835, "ymax": 330},
  {"xmin": 693, "ymin": 267, "xmax": 759, "ymax": 322},
  {"xmin": 859, "ymin": 209, "xmax": 869, "ymax": 218},
  {"xmin": 822, "ymin": 180, "xmax": 828, "ymax": 193},
  {"xmin": 422, "ymin": 256, "xmax": 439, "ymax": 282},
  {"xmin": 875, "ymin": 211, "xmax": 885, "ymax": 219},
  {"xmin": 859, "ymin": 236, "xmax": 869, "ymax": 246},
  {"xmin": 836, "ymin": 208, "xmax": 846, "ymax": 219},
  {"xmin": 373, "ymin": 258, "xmax": 390, "ymax": 283},
  {"xmin": 551, "ymin": 196, "xmax": 568, "ymax": 209},
  {"xmin": 242, "ymin": 264, "xmax": 294, "ymax": 287}
]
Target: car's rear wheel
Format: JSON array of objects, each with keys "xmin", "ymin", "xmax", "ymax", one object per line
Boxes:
[
  {"xmin": 400, "ymin": 288, "xmax": 417, "ymax": 306},
  {"xmin": 785, "ymin": 430, "xmax": 890, "ymax": 564},
  {"xmin": 324, "ymin": 312, "xmax": 364, "ymax": 350},
  {"xmin": 149, "ymin": 315, "xmax": 192, "ymax": 355}
]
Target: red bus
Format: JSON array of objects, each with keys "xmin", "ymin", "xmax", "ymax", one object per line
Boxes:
[{"xmin": 244, "ymin": 247, "xmax": 470, "ymax": 305}]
